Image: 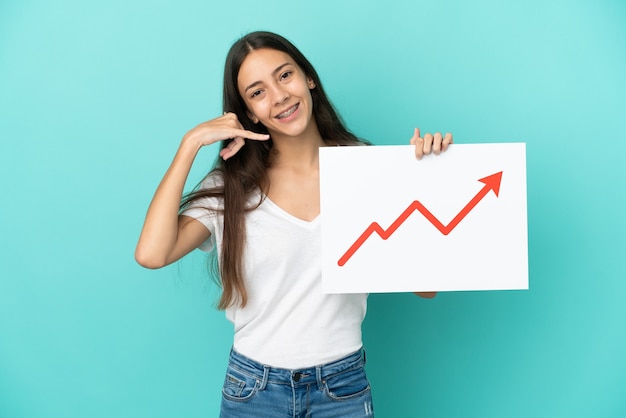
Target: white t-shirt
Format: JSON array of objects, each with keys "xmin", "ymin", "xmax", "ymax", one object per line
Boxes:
[{"xmin": 182, "ymin": 174, "xmax": 367, "ymax": 369}]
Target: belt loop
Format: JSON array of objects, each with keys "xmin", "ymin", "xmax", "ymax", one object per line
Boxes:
[
  {"xmin": 315, "ymin": 365, "xmax": 324, "ymax": 391},
  {"xmin": 258, "ymin": 365, "xmax": 270, "ymax": 391}
]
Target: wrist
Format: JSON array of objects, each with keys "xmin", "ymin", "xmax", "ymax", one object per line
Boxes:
[{"xmin": 181, "ymin": 131, "xmax": 204, "ymax": 154}]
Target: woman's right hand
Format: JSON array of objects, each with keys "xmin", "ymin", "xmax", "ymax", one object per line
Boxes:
[{"xmin": 183, "ymin": 112, "xmax": 270, "ymax": 160}]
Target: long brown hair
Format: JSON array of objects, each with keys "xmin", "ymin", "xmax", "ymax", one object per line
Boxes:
[{"xmin": 181, "ymin": 31, "xmax": 365, "ymax": 310}]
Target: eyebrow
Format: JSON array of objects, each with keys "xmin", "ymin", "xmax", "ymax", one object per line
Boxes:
[{"xmin": 244, "ymin": 62, "xmax": 292, "ymax": 93}]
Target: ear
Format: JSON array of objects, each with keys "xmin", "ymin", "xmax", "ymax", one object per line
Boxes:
[
  {"xmin": 307, "ymin": 77, "xmax": 316, "ymax": 89},
  {"xmin": 246, "ymin": 110, "xmax": 259, "ymax": 124}
]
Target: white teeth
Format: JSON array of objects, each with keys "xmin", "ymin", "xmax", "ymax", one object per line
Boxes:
[{"xmin": 276, "ymin": 104, "xmax": 298, "ymax": 119}]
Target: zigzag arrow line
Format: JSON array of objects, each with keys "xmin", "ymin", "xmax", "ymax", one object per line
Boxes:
[{"xmin": 337, "ymin": 171, "xmax": 503, "ymax": 267}]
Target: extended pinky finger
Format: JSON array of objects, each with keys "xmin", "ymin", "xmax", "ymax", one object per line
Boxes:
[{"xmin": 219, "ymin": 137, "xmax": 245, "ymax": 160}]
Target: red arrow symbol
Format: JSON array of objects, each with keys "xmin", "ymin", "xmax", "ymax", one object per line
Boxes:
[{"xmin": 337, "ymin": 171, "xmax": 503, "ymax": 267}]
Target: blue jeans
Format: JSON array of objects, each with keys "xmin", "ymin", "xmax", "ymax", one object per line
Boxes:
[{"xmin": 220, "ymin": 347, "xmax": 374, "ymax": 417}]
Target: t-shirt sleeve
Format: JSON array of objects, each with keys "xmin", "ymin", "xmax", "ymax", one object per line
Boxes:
[
  {"xmin": 179, "ymin": 174, "xmax": 223, "ymax": 253},
  {"xmin": 180, "ymin": 207, "xmax": 216, "ymax": 252}
]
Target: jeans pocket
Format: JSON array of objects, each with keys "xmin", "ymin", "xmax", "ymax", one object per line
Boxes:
[
  {"xmin": 323, "ymin": 366, "xmax": 371, "ymax": 401},
  {"xmin": 221, "ymin": 367, "xmax": 260, "ymax": 402}
]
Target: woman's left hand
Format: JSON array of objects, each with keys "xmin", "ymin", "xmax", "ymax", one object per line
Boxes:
[{"xmin": 409, "ymin": 128, "xmax": 453, "ymax": 160}]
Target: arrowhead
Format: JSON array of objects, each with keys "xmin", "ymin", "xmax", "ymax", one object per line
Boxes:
[{"xmin": 478, "ymin": 171, "xmax": 503, "ymax": 197}]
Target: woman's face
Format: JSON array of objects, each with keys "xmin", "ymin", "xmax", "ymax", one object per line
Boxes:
[{"xmin": 237, "ymin": 48, "xmax": 316, "ymax": 139}]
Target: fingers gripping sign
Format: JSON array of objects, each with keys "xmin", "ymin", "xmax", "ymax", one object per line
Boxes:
[
  {"xmin": 184, "ymin": 112, "xmax": 270, "ymax": 160},
  {"xmin": 410, "ymin": 127, "xmax": 453, "ymax": 159}
]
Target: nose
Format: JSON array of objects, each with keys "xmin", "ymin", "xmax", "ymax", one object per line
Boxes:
[{"xmin": 269, "ymin": 84, "xmax": 289, "ymax": 105}]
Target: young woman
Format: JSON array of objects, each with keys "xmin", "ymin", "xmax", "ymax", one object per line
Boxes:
[{"xmin": 135, "ymin": 31, "xmax": 452, "ymax": 418}]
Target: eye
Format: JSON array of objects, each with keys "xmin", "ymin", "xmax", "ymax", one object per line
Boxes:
[
  {"xmin": 279, "ymin": 71, "xmax": 292, "ymax": 81},
  {"xmin": 250, "ymin": 89, "xmax": 263, "ymax": 99}
]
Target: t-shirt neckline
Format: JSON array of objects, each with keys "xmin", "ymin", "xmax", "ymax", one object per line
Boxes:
[{"xmin": 261, "ymin": 195, "xmax": 321, "ymax": 229}]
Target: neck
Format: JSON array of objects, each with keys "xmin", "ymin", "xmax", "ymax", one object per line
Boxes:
[{"xmin": 268, "ymin": 123, "xmax": 326, "ymax": 169}]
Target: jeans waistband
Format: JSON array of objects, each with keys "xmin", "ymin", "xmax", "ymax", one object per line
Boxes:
[{"xmin": 227, "ymin": 347, "xmax": 366, "ymax": 389}]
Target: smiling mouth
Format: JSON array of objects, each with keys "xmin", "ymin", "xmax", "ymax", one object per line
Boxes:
[{"xmin": 275, "ymin": 103, "xmax": 299, "ymax": 119}]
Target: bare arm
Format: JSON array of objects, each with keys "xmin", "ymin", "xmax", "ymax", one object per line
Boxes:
[
  {"xmin": 134, "ymin": 138, "xmax": 207, "ymax": 269},
  {"xmin": 134, "ymin": 113, "xmax": 269, "ymax": 269}
]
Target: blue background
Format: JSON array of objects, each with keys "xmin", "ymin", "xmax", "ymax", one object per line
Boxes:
[{"xmin": 1, "ymin": 0, "xmax": 625, "ymax": 417}]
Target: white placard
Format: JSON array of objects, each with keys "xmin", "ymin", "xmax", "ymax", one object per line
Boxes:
[{"xmin": 319, "ymin": 143, "xmax": 528, "ymax": 293}]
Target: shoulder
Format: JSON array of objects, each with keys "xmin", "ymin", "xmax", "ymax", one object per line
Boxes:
[
  {"xmin": 198, "ymin": 170, "xmax": 224, "ymax": 190},
  {"xmin": 180, "ymin": 171, "xmax": 225, "ymax": 213}
]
